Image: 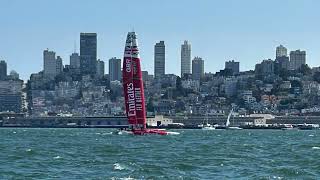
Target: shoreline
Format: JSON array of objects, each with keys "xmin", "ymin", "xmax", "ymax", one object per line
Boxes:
[{"xmin": 0, "ymin": 125, "xmax": 318, "ymax": 130}]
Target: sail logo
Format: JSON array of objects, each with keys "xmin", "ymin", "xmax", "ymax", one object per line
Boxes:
[
  {"xmin": 127, "ymin": 82, "xmax": 136, "ymax": 117},
  {"xmin": 135, "ymin": 88, "xmax": 143, "ymax": 111},
  {"xmin": 125, "ymin": 58, "xmax": 131, "ymax": 73}
]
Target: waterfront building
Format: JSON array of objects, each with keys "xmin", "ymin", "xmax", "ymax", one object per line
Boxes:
[
  {"xmin": 225, "ymin": 60, "xmax": 240, "ymax": 75},
  {"xmin": 154, "ymin": 41, "xmax": 165, "ymax": 79},
  {"xmin": 80, "ymin": 33, "xmax": 97, "ymax": 75},
  {"xmin": 276, "ymin": 45, "xmax": 287, "ymax": 58},
  {"xmin": 181, "ymin": 40, "xmax": 191, "ymax": 77},
  {"xmin": 109, "ymin": 57, "xmax": 121, "ymax": 81},
  {"xmin": 70, "ymin": 53, "xmax": 80, "ymax": 73},
  {"xmin": 0, "ymin": 60, "xmax": 7, "ymax": 80},
  {"xmin": 43, "ymin": 49, "xmax": 63, "ymax": 78},
  {"xmin": 96, "ymin": 59, "xmax": 105, "ymax": 77},
  {"xmin": 192, "ymin": 57, "xmax": 204, "ymax": 81},
  {"xmin": 290, "ymin": 50, "xmax": 306, "ymax": 70},
  {"xmin": 0, "ymin": 80, "xmax": 23, "ymax": 113}
]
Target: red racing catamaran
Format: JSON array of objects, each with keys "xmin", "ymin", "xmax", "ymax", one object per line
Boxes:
[{"xmin": 122, "ymin": 32, "xmax": 168, "ymax": 135}]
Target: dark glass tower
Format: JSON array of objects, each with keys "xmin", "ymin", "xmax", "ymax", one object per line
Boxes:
[
  {"xmin": 154, "ymin": 41, "xmax": 165, "ymax": 79},
  {"xmin": 80, "ymin": 33, "xmax": 97, "ymax": 75},
  {"xmin": 109, "ymin": 57, "xmax": 121, "ymax": 81},
  {"xmin": 0, "ymin": 60, "xmax": 7, "ymax": 80}
]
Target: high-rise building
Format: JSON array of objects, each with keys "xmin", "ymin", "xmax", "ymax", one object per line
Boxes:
[
  {"xmin": 181, "ymin": 40, "xmax": 191, "ymax": 77},
  {"xmin": 96, "ymin": 59, "xmax": 105, "ymax": 77},
  {"xmin": 109, "ymin": 57, "xmax": 121, "ymax": 81},
  {"xmin": 43, "ymin": 49, "xmax": 63, "ymax": 77},
  {"xmin": 0, "ymin": 60, "xmax": 7, "ymax": 80},
  {"xmin": 275, "ymin": 56, "xmax": 290, "ymax": 70},
  {"xmin": 142, "ymin": 71, "xmax": 149, "ymax": 81},
  {"xmin": 0, "ymin": 80, "xmax": 23, "ymax": 113},
  {"xmin": 255, "ymin": 59, "xmax": 274, "ymax": 75},
  {"xmin": 192, "ymin": 57, "xmax": 204, "ymax": 81},
  {"xmin": 276, "ymin": 45, "xmax": 287, "ymax": 58},
  {"xmin": 80, "ymin": 33, "xmax": 97, "ymax": 75},
  {"xmin": 56, "ymin": 56, "xmax": 63, "ymax": 74},
  {"xmin": 290, "ymin": 50, "xmax": 306, "ymax": 70},
  {"xmin": 154, "ymin": 41, "xmax": 165, "ymax": 79},
  {"xmin": 225, "ymin": 60, "xmax": 240, "ymax": 75},
  {"xmin": 70, "ymin": 53, "xmax": 80, "ymax": 72}
]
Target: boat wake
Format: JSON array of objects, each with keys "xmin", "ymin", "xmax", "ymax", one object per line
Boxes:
[
  {"xmin": 113, "ymin": 129, "xmax": 180, "ymax": 136},
  {"xmin": 166, "ymin": 131, "xmax": 180, "ymax": 135}
]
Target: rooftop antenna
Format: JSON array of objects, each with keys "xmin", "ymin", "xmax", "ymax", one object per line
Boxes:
[{"xmin": 74, "ymin": 40, "xmax": 77, "ymax": 53}]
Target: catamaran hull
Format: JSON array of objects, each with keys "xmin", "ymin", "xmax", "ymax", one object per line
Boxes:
[
  {"xmin": 132, "ymin": 129, "xmax": 168, "ymax": 135},
  {"xmin": 115, "ymin": 129, "xmax": 168, "ymax": 135}
]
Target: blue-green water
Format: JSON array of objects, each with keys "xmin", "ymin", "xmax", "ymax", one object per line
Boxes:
[{"xmin": 0, "ymin": 129, "xmax": 320, "ymax": 179}]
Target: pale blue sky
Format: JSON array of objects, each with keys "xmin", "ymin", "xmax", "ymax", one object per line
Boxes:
[{"xmin": 0, "ymin": 0, "xmax": 320, "ymax": 80}]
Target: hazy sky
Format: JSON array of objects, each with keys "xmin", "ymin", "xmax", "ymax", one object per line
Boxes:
[{"xmin": 1, "ymin": 0, "xmax": 320, "ymax": 80}]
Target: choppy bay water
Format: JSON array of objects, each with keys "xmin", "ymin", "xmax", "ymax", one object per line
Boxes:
[{"xmin": 0, "ymin": 128, "xmax": 320, "ymax": 179}]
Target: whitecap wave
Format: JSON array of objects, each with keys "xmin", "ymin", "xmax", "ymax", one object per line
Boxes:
[
  {"xmin": 119, "ymin": 178, "xmax": 136, "ymax": 180},
  {"xmin": 111, "ymin": 177, "xmax": 136, "ymax": 180},
  {"xmin": 113, "ymin": 163, "xmax": 125, "ymax": 170},
  {"xmin": 26, "ymin": 148, "xmax": 32, "ymax": 152},
  {"xmin": 53, "ymin": 156, "xmax": 61, "ymax": 159},
  {"xmin": 102, "ymin": 132, "xmax": 113, "ymax": 135},
  {"xmin": 309, "ymin": 134, "xmax": 314, "ymax": 137},
  {"xmin": 272, "ymin": 176, "xmax": 283, "ymax": 179},
  {"xmin": 115, "ymin": 130, "xmax": 133, "ymax": 135},
  {"xmin": 167, "ymin": 131, "xmax": 180, "ymax": 135},
  {"xmin": 312, "ymin": 147, "xmax": 320, "ymax": 150}
]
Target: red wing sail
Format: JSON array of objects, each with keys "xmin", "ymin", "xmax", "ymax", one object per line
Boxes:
[{"xmin": 122, "ymin": 32, "xmax": 146, "ymax": 129}]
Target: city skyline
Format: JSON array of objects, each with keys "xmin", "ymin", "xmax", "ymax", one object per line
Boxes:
[
  {"xmin": 0, "ymin": 37, "xmax": 318, "ymax": 81},
  {"xmin": 1, "ymin": 0, "xmax": 320, "ymax": 80}
]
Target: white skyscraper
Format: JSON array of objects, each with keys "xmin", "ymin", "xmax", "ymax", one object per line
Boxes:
[
  {"xmin": 181, "ymin": 40, "xmax": 191, "ymax": 77},
  {"xmin": 43, "ymin": 49, "xmax": 63, "ymax": 78},
  {"xmin": 276, "ymin": 45, "xmax": 287, "ymax": 58}
]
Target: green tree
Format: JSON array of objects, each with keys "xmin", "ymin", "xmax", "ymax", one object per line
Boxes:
[
  {"xmin": 147, "ymin": 97, "xmax": 155, "ymax": 112},
  {"xmin": 299, "ymin": 64, "xmax": 312, "ymax": 75},
  {"xmin": 313, "ymin": 72, "xmax": 320, "ymax": 83}
]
